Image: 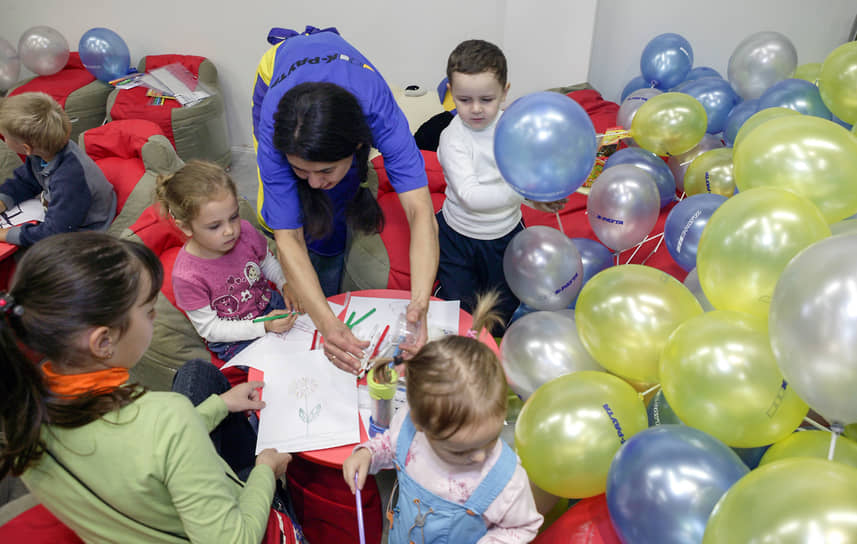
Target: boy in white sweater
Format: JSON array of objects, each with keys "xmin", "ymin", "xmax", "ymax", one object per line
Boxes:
[{"xmin": 436, "ymin": 40, "xmax": 565, "ymax": 330}]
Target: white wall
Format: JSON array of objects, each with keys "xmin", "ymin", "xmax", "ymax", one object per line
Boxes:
[
  {"xmin": 0, "ymin": 0, "xmax": 596, "ymax": 151},
  {"xmin": 588, "ymin": 0, "xmax": 857, "ymax": 103}
]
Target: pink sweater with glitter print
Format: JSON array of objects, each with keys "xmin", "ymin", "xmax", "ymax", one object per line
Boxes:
[{"xmin": 356, "ymin": 409, "xmax": 543, "ymax": 543}]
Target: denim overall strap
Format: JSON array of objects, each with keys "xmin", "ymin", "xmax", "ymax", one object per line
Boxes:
[
  {"xmin": 267, "ymin": 25, "xmax": 340, "ymax": 45},
  {"xmin": 462, "ymin": 441, "xmax": 517, "ymax": 514}
]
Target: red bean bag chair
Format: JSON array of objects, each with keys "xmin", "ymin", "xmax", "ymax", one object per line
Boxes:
[
  {"xmin": 105, "ymin": 54, "xmax": 231, "ymax": 168},
  {"xmin": 0, "ymin": 503, "xmax": 83, "ymax": 544},
  {"xmin": 533, "ymin": 494, "xmax": 621, "ymax": 544},
  {"xmin": 9, "ymin": 53, "xmax": 112, "ymax": 143}
]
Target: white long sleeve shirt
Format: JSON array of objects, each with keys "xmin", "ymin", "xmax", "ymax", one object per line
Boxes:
[{"xmin": 437, "ymin": 113, "xmax": 525, "ymax": 240}]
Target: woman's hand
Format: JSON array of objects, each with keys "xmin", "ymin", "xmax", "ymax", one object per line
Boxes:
[
  {"xmin": 342, "ymin": 448, "xmax": 372, "ymax": 494},
  {"xmin": 220, "ymin": 380, "xmax": 265, "ymax": 413},
  {"xmin": 400, "ymin": 299, "xmax": 429, "ymax": 359},
  {"xmin": 321, "ymin": 318, "xmax": 369, "ymax": 374},
  {"xmin": 256, "ymin": 448, "xmax": 292, "ymax": 479},
  {"xmin": 281, "ymin": 283, "xmax": 303, "ymax": 313},
  {"xmin": 263, "ymin": 310, "xmax": 298, "ymax": 333}
]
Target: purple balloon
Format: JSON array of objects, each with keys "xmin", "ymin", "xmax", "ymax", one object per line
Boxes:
[
  {"xmin": 604, "ymin": 147, "xmax": 677, "ymax": 208},
  {"xmin": 588, "ymin": 164, "xmax": 660, "ymax": 251},
  {"xmin": 640, "ymin": 33, "xmax": 694, "ymax": 89},
  {"xmin": 758, "ymin": 78, "xmax": 832, "ymax": 119},
  {"xmin": 664, "ymin": 194, "xmax": 728, "ymax": 271},
  {"xmin": 607, "ymin": 425, "xmax": 748, "ymax": 544},
  {"xmin": 676, "ymin": 77, "xmax": 740, "ymax": 133}
]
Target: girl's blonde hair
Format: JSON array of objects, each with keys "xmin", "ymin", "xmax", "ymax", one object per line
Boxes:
[
  {"xmin": 0, "ymin": 92, "xmax": 71, "ymax": 155},
  {"xmin": 406, "ymin": 291, "xmax": 507, "ymax": 440},
  {"xmin": 154, "ymin": 160, "xmax": 237, "ymax": 224}
]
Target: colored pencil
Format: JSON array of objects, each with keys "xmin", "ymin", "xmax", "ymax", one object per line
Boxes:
[
  {"xmin": 355, "ymin": 473, "xmax": 366, "ymax": 544},
  {"xmin": 371, "ymin": 325, "xmax": 390, "ymax": 359},
  {"xmin": 252, "ymin": 311, "xmax": 298, "ymax": 323},
  {"xmin": 311, "ymin": 329, "xmax": 319, "ymax": 350},
  {"xmin": 349, "ymin": 307, "xmax": 376, "ymax": 329}
]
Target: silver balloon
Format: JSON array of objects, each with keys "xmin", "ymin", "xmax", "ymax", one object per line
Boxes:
[
  {"xmin": 606, "ymin": 425, "xmax": 749, "ymax": 544},
  {"xmin": 616, "ymin": 88, "xmax": 663, "ymax": 134},
  {"xmin": 0, "ymin": 38, "xmax": 20, "ymax": 91},
  {"xmin": 682, "ymin": 267, "xmax": 714, "ymax": 311},
  {"xmin": 667, "ymin": 133, "xmax": 724, "ymax": 192},
  {"xmin": 500, "ymin": 311, "xmax": 603, "ymax": 399},
  {"xmin": 587, "ymin": 164, "xmax": 660, "ymax": 251},
  {"xmin": 727, "ymin": 31, "xmax": 798, "ymax": 100},
  {"xmin": 503, "ymin": 226, "xmax": 583, "ymax": 310},
  {"xmin": 18, "ymin": 26, "xmax": 69, "ymax": 76},
  {"xmin": 769, "ymin": 233, "xmax": 857, "ymax": 424}
]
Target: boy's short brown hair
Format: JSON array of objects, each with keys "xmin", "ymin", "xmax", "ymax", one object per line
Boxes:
[
  {"xmin": 0, "ymin": 92, "xmax": 71, "ymax": 155},
  {"xmin": 446, "ymin": 39, "xmax": 508, "ymax": 87}
]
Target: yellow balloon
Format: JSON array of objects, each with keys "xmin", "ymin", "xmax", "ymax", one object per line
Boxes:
[
  {"xmin": 696, "ymin": 187, "xmax": 831, "ymax": 318},
  {"xmin": 819, "ymin": 41, "xmax": 857, "ymax": 124},
  {"xmin": 733, "ymin": 115, "xmax": 857, "ymax": 223},
  {"xmin": 847, "ymin": 423, "xmax": 857, "ymax": 441},
  {"xmin": 630, "ymin": 92, "xmax": 707, "ymax": 156},
  {"xmin": 732, "ymin": 106, "xmax": 799, "ymax": 150},
  {"xmin": 683, "ymin": 148, "xmax": 735, "ymax": 197},
  {"xmin": 760, "ymin": 430, "xmax": 857, "ymax": 469},
  {"xmin": 515, "ymin": 371, "xmax": 648, "ymax": 498},
  {"xmin": 660, "ymin": 310, "xmax": 808, "ymax": 447},
  {"xmin": 703, "ymin": 459, "xmax": 857, "ymax": 543},
  {"xmin": 793, "ymin": 62, "xmax": 821, "ymax": 84},
  {"xmin": 576, "ymin": 264, "xmax": 703, "ymax": 383}
]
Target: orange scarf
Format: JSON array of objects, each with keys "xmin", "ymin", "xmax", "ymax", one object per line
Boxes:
[{"xmin": 42, "ymin": 362, "xmax": 129, "ymax": 398}]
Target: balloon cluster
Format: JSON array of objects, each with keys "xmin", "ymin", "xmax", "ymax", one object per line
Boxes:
[
  {"xmin": 0, "ymin": 26, "xmax": 131, "ymax": 91},
  {"xmin": 497, "ymin": 29, "xmax": 857, "ymax": 542}
]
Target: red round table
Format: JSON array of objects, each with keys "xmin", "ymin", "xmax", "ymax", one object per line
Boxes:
[{"xmin": 283, "ymin": 288, "xmax": 497, "ymax": 467}]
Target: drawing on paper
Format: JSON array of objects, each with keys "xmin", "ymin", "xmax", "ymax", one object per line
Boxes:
[{"xmin": 291, "ymin": 376, "xmax": 321, "ymax": 435}]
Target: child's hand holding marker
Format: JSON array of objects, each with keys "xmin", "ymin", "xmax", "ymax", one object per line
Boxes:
[{"xmin": 253, "ymin": 310, "xmax": 300, "ymax": 333}]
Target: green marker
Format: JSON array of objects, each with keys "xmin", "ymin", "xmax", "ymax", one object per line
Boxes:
[
  {"xmin": 252, "ymin": 311, "xmax": 298, "ymax": 323},
  {"xmin": 349, "ymin": 307, "xmax": 376, "ymax": 329}
]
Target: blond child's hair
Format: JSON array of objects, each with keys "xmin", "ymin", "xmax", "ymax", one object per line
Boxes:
[
  {"xmin": 155, "ymin": 160, "xmax": 238, "ymax": 224},
  {"xmin": 0, "ymin": 92, "xmax": 71, "ymax": 155},
  {"xmin": 446, "ymin": 39, "xmax": 508, "ymax": 87},
  {"xmin": 405, "ymin": 291, "xmax": 508, "ymax": 440}
]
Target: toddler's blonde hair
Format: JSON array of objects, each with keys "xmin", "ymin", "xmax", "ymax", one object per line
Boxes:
[
  {"xmin": 0, "ymin": 92, "xmax": 71, "ymax": 155},
  {"xmin": 155, "ymin": 160, "xmax": 237, "ymax": 224}
]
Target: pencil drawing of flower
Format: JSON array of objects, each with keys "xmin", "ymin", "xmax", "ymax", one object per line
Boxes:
[{"xmin": 291, "ymin": 376, "xmax": 321, "ymax": 434}]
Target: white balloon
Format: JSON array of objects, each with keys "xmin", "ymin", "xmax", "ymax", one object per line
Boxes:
[
  {"xmin": 727, "ymin": 31, "xmax": 797, "ymax": 100},
  {"xmin": 500, "ymin": 311, "xmax": 603, "ymax": 399},
  {"xmin": 587, "ymin": 164, "xmax": 660, "ymax": 251},
  {"xmin": 18, "ymin": 26, "xmax": 69, "ymax": 76},
  {"xmin": 503, "ymin": 226, "xmax": 583, "ymax": 310},
  {"xmin": 0, "ymin": 38, "xmax": 20, "ymax": 90},
  {"xmin": 769, "ymin": 234, "xmax": 857, "ymax": 424}
]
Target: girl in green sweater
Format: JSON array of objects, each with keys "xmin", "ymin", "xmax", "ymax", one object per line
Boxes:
[{"xmin": 0, "ymin": 232, "xmax": 295, "ymax": 543}]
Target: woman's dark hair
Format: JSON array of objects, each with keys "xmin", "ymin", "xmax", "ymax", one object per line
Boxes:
[
  {"xmin": 0, "ymin": 232, "xmax": 163, "ymax": 478},
  {"xmin": 273, "ymin": 82, "xmax": 384, "ymax": 241}
]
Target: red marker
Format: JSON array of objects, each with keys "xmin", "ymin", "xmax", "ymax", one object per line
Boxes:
[{"xmin": 372, "ymin": 325, "xmax": 390, "ymax": 358}]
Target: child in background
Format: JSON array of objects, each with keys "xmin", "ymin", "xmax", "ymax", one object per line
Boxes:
[
  {"xmin": 0, "ymin": 232, "xmax": 295, "ymax": 542},
  {"xmin": 436, "ymin": 40, "xmax": 565, "ymax": 330},
  {"xmin": 343, "ymin": 292, "xmax": 543, "ymax": 543},
  {"xmin": 157, "ymin": 160, "xmax": 300, "ymax": 361},
  {"xmin": 0, "ymin": 92, "xmax": 116, "ymax": 247}
]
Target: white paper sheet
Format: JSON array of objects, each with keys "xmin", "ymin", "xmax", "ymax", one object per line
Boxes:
[
  {"xmin": 255, "ymin": 349, "xmax": 359, "ymax": 454},
  {"xmin": 0, "ymin": 198, "xmax": 45, "ymax": 228},
  {"xmin": 346, "ymin": 296, "xmax": 460, "ymax": 353}
]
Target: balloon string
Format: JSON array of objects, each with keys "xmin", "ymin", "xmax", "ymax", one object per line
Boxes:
[
  {"xmin": 639, "ymin": 232, "xmax": 666, "ymax": 266},
  {"xmin": 621, "ymin": 232, "xmax": 665, "ymax": 265},
  {"xmin": 829, "ymin": 422, "xmax": 845, "ymax": 462},
  {"xmin": 638, "ymin": 383, "xmax": 661, "ymax": 399},
  {"xmin": 802, "ymin": 416, "xmax": 829, "ymax": 432},
  {"xmin": 555, "ymin": 211, "xmax": 565, "ymax": 235}
]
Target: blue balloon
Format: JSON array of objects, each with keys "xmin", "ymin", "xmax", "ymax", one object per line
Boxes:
[
  {"xmin": 676, "ymin": 77, "xmax": 740, "ymax": 133},
  {"xmin": 832, "ymin": 115, "xmax": 853, "ymax": 131},
  {"xmin": 640, "ymin": 33, "xmax": 694, "ymax": 89},
  {"xmin": 620, "ymin": 75, "xmax": 650, "ymax": 102},
  {"xmin": 78, "ymin": 27, "xmax": 131, "ymax": 82},
  {"xmin": 568, "ymin": 237, "xmax": 614, "ymax": 308},
  {"xmin": 604, "ymin": 147, "xmax": 676, "ymax": 208},
  {"xmin": 758, "ymin": 78, "xmax": 832, "ymax": 119},
  {"xmin": 606, "ymin": 425, "xmax": 748, "ymax": 544},
  {"xmin": 664, "ymin": 193, "xmax": 727, "ymax": 271},
  {"xmin": 723, "ymin": 98, "xmax": 759, "ymax": 147},
  {"xmin": 495, "ymin": 92, "xmax": 597, "ymax": 201},
  {"xmin": 684, "ymin": 66, "xmax": 722, "ymax": 82}
]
